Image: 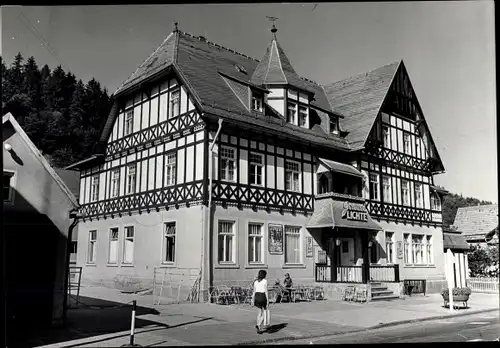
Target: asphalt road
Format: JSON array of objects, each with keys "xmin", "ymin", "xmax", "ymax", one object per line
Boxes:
[{"xmin": 279, "ymin": 311, "xmax": 500, "ymax": 344}]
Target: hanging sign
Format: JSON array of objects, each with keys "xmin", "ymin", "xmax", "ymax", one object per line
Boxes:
[
  {"xmin": 341, "ymin": 202, "xmax": 368, "ymax": 222},
  {"xmin": 268, "ymin": 224, "xmax": 283, "ymax": 254}
]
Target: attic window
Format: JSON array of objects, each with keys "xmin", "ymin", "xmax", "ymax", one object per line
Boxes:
[
  {"xmin": 234, "ymin": 64, "xmax": 247, "ymax": 75},
  {"xmin": 251, "ymin": 91, "xmax": 263, "ymax": 112},
  {"xmin": 330, "ymin": 116, "xmax": 339, "ymax": 135}
]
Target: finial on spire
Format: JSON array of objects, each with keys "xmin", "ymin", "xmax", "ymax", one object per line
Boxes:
[
  {"xmin": 174, "ymin": 22, "xmax": 179, "ymax": 32},
  {"xmin": 266, "ymin": 16, "xmax": 278, "ymax": 39}
]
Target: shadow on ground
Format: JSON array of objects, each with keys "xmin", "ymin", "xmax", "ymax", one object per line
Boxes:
[
  {"xmin": 266, "ymin": 323, "xmax": 288, "ymax": 334},
  {"xmin": 9, "ymin": 296, "xmax": 210, "ymax": 348}
]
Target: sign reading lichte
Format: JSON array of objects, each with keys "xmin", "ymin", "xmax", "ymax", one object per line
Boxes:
[{"xmin": 341, "ymin": 202, "xmax": 368, "ymax": 222}]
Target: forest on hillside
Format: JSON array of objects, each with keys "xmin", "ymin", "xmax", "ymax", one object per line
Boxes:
[
  {"xmin": 1, "ymin": 53, "xmax": 494, "ymax": 223},
  {"xmin": 2, "ymin": 53, "xmax": 113, "ymax": 168}
]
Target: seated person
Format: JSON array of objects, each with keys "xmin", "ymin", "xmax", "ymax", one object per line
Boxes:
[{"xmin": 284, "ymin": 273, "xmax": 293, "ymax": 288}]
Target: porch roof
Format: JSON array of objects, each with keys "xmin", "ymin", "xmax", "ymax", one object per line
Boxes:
[
  {"xmin": 307, "ymin": 198, "xmax": 382, "ymax": 231},
  {"xmin": 319, "ymin": 158, "xmax": 364, "ymax": 178},
  {"xmin": 443, "ymin": 232, "xmax": 470, "ymax": 251}
]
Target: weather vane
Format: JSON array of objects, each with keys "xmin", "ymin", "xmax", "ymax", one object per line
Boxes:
[{"xmin": 266, "ymin": 16, "xmax": 279, "ymax": 38}]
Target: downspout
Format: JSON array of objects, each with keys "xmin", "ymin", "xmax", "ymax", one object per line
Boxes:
[
  {"xmin": 200, "ymin": 118, "xmax": 223, "ymax": 301},
  {"xmin": 63, "ymin": 209, "xmax": 80, "ymax": 324}
]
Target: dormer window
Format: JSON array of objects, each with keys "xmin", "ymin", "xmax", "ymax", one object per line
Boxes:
[
  {"xmin": 287, "ymin": 102, "xmax": 297, "ymax": 125},
  {"xmin": 251, "ymin": 92, "xmax": 263, "ymax": 112},
  {"xmin": 170, "ymin": 89, "xmax": 180, "ymax": 118},
  {"xmin": 330, "ymin": 116, "xmax": 339, "ymax": 134},
  {"xmin": 299, "ymin": 106, "xmax": 307, "ymax": 127}
]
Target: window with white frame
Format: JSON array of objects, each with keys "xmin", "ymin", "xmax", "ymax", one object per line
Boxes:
[
  {"xmin": 165, "ymin": 152, "xmax": 177, "ymax": 186},
  {"xmin": 123, "ymin": 226, "xmax": 134, "ymax": 264},
  {"xmin": 403, "ymin": 233, "xmax": 410, "ymax": 264},
  {"xmin": 218, "ymin": 221, "xmax": 235, "ymax": 263},
  {"xmin": 170, "ymin": 89, "xmax": 180, "ymax": 118},
  {"xmin": 3, "ymin": 171, "xmax": 14, "ymax": 203},
  {"xmin": 91, "ymin": 175, "xmax": 99, "ymax": 202},
  {"xmin": 382, "ymin": 126, "xmax": 390, "ymax": 148},
  {"xmin": 285, "ymin": 160, "xmax": 300, "ymax": 192},
  {"xmin": 126, "ymin": 164, "xmax": 136, "ymax": 194},
  {"xmin": 386, "ymin": 232, "xmax": 394, "ymax": 264},
  {"xmin": 401, "ymin": 180, "xmax": 409, "ymax": 206},
  {"xmin": 111, "ymin": 169, "xmax": 120, "ymax": 198},
  {"xmin": 287, "ymin": 102, "xmax": 297, "ymax": 125},
  {"xmin": 163, "ymin": 222, "xmax": 176, "ymax": 263},
  {"xmin": 248, "ymin": 223, "xmax": 263, "ymax": 264},
  {"xmin": 369, "ymin": 173, "xmax": 379, "ymax": 201},
  {"xmin": 88, "ymin": 230, "xmax": 97, "ymax": 263},
  {"xmin": 382, "ymin": 175, "xmax": 391, "ymax": 203},
  {"xmin": 251, "ymin": 92, "xmax": 262, "ymax": 112},
  {"xmin": 285, "ymin": 226, "xmax": 301, "ymax": 264},
  {"xmin": 298, "ymin": 105, "xmax": 307, "ymax": 127},
  {"xmin": 414, "ymin": 183, "xmax": 423, "ymax": 208},
  {"xmin": 426, "ymin": 235, "xmax": 433, "ymax": 264},
  {"xmin": 330, "ymin": 116, "xmax": 339, "ymax": 134},
  {"xmin": 412, "ymin": 235, "xmax": 424, "ymax": 264},
  {"xmin": 415, "ymin": 139, "xmax": 420, "ymax": 158},
  {"xmin": 220, "ymin": 147, "xmax": 236, "ymax": 182},
  {"xmin": 108, "ymin": 228, "xmax": 119, "ymax": 264},
  {"xmin": 403, "ymin": 133, "xmax": 410, "ymax": 155},
  {"xmin": 431, "ymin": 192, "xmax": 441, "ymax": 211},
  {"xmin": 249, "ymin": 153, "xmax": 263, "ymax": 186},
  {"xmin": 125, "ymin": 110, "xmax": 134, "ymax": 136}
]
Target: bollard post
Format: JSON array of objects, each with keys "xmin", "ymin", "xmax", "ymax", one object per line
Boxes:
[{"xmin": 130, "ymin": 300, "xmax": 137, "ymax": 346}]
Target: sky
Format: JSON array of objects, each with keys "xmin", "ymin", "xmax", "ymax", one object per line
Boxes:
[{"xmin": 2, "ymin": 3, "xmax": 497, "ymax": 203}]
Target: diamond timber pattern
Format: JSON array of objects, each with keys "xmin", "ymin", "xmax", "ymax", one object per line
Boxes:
[{"xmin": 365, "ymin": 200, "xmax": 433, "ymax": 224}]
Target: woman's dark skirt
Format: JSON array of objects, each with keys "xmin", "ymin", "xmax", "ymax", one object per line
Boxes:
[{"xmin": 254, "ymin": 292, "xmax": 267, "ymax": 309}]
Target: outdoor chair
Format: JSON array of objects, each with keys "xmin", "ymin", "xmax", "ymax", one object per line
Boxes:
[
  {"xmin": 231, "ymin": 286, "xmax": 245, "ymax": 304},
  {"xmin": 242, "ymin": 285, "xmax": 253, "ymax": 305},
  {"xmin": 215, "ymin": 285, "xmax": 232, "ymax": 305},
  {"xmin": 342, "ymin": 286, "xmax": 356, "ymax": 302},
  {"xmin": 313, "ymin": 286, "xmax": 325, "ymax": 300},
  {"xmin": 354, "ymin": 287, "xmax": 367, "ymax": 303}
]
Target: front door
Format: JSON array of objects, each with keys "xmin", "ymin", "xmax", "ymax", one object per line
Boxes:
[{"xmin": 339, "ymin": 238, "xmax": 355, "ymax": 266}]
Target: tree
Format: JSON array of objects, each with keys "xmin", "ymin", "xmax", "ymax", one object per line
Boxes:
[
  {"xmin": 23, "ymin": 56, "xmax": 43, "ymax": 111},
  {"xmin": 468, "ymin": 244, "xmax": 499, "ymax": 278}
]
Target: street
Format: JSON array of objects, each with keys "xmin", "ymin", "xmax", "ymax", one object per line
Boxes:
[{"xmin": 282, "ymin": 311, "xmax": 500, "ymax": 344}]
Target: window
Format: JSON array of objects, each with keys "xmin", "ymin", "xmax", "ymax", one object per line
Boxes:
[
  {"xmin": 111, "ymin": 169, "xmax": 120, "ymax": 198},
  {"xmin": 403, "ymin": 133, "xmax": 410, "ymax": 154},
  {"xmin": 108, "ymin": 228, "xmax": 119, "ymax": 264},
  {"xmin": 249, "ymin": 153, "xmax": 263, "ymax": 186},
  {"xmin": 369, "ymin": 173, "xmax": 379, "ymax": 201},
  {"xmin": 123, "ymin": 226, "xmax": 134, "ymax": 264},
  {"xmin": 165, "ymin": 153, "xmax": 177, "ymax": 186},
  {"xmin": 431, "ymin": 192, "xmax": 441, "ymax": 211},
  {"xmin": 170, "ymin": 89, "xmax": 180, "ymax": 118},
  {"xmin": 401, "ymin": 180, "xmax": 409, "ymax": 206},
  {"xmin": 415, "ymin": 139, "xmax": 420, "ymax": 158},
  {"xmin": 426, "ymin": 235, "xmax": 433, "ymax": 264},
  {"xmin": 3, "ymin": 171, "xmax": 14, "ymax": 203},
  {"xmin": 125, "ymin": 110, "xmax": 134, "ymax": 136},
  {"xmin": 285, "ymin": 161, "xmax": 300, "ymax": 192},
  {"xmin": 412, "ymin": 235, "xmax": 424, "ymax": 264},
  {"xmin": 403, "ymin": 233, "xmax": 410, "ymax": 264},
  {"xmin": 248, "ymin": 223, "xmax": 263, "ymax": 264},
  {"xmin": 163, "ymin": 223, "xmax": 176, "ymax": 263},
  {"xmin": 287, "ymin": 102, "xmax": 297, "ymax": 125},
  {"xmin": 330, "ymin": 116, "xmax": 339, "ymax": 134},
  {"xmin": 285, "ymin": 226, "xmax": 301, "ymax": 264},
  {"xmin": 218, "ymin": 221, "xmax": 235, "ymax": 263},
  {"xmin": 298, "ymin": 105, "xmax": 307, "ymax": 127},
  {"xmin": 126, "ymin": 164, "xmax": 136, "ymax": 195},
  {"xmin": 251, "ymin": 92, "xmax": 262, "ymax": 112},
  {"xmin": 220, "ymin": 147, "xmax": 236, "ymax": 182},
  {"xmin": 87, "ymin": 231, "xmax": 97, "ymax": 263},
  {"xmin": 91, "ymin": 175, "xmax": 99, "ymax": 202},
  {"xmin": 414, "ymin": 183, "xmax": 423, "ymax": 208},
  {"xmin": 386, "ymin": 232, "xmax": 394, "ymax": 264},
  {"xmin": 382, "ymin": 175, "xmax": 391, "ymax": 203},
  {"xmin": 382, "ymin": 126, "xmax": 390, "ymax": 147}
]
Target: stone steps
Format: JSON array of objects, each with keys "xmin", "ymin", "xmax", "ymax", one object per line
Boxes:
[
  {"xmin": 370, "ymin": 294, "xmax": 400, "ymax": 301},
  {"xmin": 370, "ymin": 281, "xmax": 399, "ymax": 301}
]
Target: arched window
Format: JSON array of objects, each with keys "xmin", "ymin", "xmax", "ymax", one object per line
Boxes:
[
  {"xmin": 319, "ymin": 174, "xmax": 329, "ymax": 194},
  {"xmin": 430, "ymin": 192, "xmax": 441, "ymax": 211}
]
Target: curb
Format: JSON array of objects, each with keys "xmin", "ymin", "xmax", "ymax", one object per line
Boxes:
[{"xmin": 236, "ymin": 307, "xmax": 499, "ymax": 345}]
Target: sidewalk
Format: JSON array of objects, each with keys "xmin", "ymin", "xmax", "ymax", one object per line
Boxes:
[{"xmin": 33, "ymin": 286, "xmax": 499, "ymax": 347}]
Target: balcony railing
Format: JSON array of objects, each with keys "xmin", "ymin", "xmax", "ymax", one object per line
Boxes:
[{"xmin": 315, "ymin": 264, "xmax": 400, "ymax": 283}]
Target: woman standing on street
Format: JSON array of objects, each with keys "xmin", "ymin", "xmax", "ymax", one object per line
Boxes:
[{"xmin": 252, "ymin": 270, "xmax": 269, "ymax": 334}]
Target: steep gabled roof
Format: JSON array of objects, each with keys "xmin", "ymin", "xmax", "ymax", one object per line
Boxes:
[
  {"xmin": 452, "ymin": 204, "xmax": 498, "ymax": 240},
  {"xmin": 324, "ymin": 61, "xmax": 400, "ymax": 149},
  {"xmin": 2, "ymin": 113, "xmax": 79, "ymax": 208}
]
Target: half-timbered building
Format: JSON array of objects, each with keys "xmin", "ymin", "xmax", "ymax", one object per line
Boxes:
[{"xmin": 67, "ymin": 23, "xmax": 448, "ymax": 299}]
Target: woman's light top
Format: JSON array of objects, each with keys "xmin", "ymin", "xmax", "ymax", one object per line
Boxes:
[{"xmin": 254, "ymin": 278, "xmax": 268, "ymax": 293}]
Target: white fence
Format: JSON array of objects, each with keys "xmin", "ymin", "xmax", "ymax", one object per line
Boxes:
[{"xmin": 467, "ymin": 277, "xmax": 499, "ymax": 293}]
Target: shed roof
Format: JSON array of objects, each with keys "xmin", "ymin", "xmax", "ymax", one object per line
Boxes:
[{"xmin": 452, "ymin": 204, "xmax": 498, "ymax": 239}]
